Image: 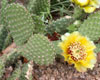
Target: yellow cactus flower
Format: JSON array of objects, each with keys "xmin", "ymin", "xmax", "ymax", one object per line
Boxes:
[
  {"xmin": 59, "ymin": 32, "xmax": 97, "ymax": 72},
  {"xmin": 74, "ymin": 0, "xmax": 90, "ymax": 6},
  {"xmin": 83, "ymin": 6, "xmax": 96, "ymax": 13},
  {"xmin": 71, "ymin": 0, "xmax": 100, "ymax": 13}
]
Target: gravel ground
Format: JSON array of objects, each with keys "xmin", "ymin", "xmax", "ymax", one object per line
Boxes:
[
  {"xmin": 32, "ymin": 58, "xmax": 100, "ymax": 80},
  {"xmin": 2, "ymin": 56, "xmax": 100, "ymax": 80}
]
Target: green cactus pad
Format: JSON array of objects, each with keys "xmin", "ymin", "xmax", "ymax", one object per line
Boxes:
[
  {"xmin": 8, "ymin": 67, "xmax": 21, "ymax": 80},
  {"xmin": 19, "ymin": 61, "xmax": 33, "ymax": 80},
  {"xmin": 27, "ymin": 0, "xmax": 50, "ymax": 16},
  {"xmin": 5, "ymin": 3, "xmax": 35, "ymax": 46},
  {"xmin": 0, "ymin": 49, "xmax": 20, "ymax": 78},
  {"xmin": 47, "ymin": 17, "xmax": 73, "ymax": 34},
  {"xmin": 52, "ymin": 41, "xmax": 62, "ymax": 55},
  {"xmin": 0, "ymin": 56, "xmax": 6, "ymax": 79},
  {"xmin": 0, "ymin": 0, "xmax": 9, "ymax": 51},
  {"xmin": 0, "ymin": 0, "xmax": 8, "ymax": 24},
  {"xmin": 5, "ymin": 50, "xmax": 20, "ymax": 66},
  {"xmin": 95, "ymin": 44, "xmax": 100, "ymax": 53},
  {"xmin": 21, "ymin": 34, "xmax": 56, "ymax": 65},
  {"xmin": 2, "ymin": 34, "xmax": 12, "ymax": 50},
  {"xmin": 79, "ymin": 11, "xmax": 100, "ymax": 41},
  {"xmin": 0, "ymin": 49, "xmax": 20, "ymax": 66},
  {"xmin": 32, "ymin": 14, "xmax": 46, "ymax": 34},
  {"xmin": 73, "ymin": 6, "xmax": 86, "ymax": 20},
  {"xmin": 0, "ymin": 25, "xmax": 8, "ymax": 51}
]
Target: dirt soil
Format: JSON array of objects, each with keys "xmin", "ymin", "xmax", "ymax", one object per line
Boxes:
[{"xmin": 32, "ymin": 58, "xmax": 100, "ymax": 80}]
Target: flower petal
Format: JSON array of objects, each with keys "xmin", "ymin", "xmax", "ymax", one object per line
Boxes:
[
  {"xmin": 74, "ymin": 0, "xmax": 90, "ymax": 6},
  {"xmin": 75, "ymin": 63, "xmax": 87, "ymax": 72},
  {"xmin": 61, "ymin": 33, "xmax": 70, "ymax": 41},
  {"xmin": 83, "ymin": 6, "xmax": 96, "ymax": 13}
]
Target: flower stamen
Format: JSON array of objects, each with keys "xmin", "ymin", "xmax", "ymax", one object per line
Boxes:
[{"xmin": 68, "ymin": 42, "xmax": 87, "ymax": 61}]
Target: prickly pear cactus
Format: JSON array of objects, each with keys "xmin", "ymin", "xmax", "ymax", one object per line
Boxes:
[
  {"xmin": 32, "ymin": 14, "xmax": 46, "ymax": 34},
  {"xmin": 0, "ymin": 49, "xmax": 20, "ymax": 79},
  {"xmin": 67, "ymin": 20, "xmax": 81, "ymax": 32},
  {"xmin": 95, "ymin": 44, "xmax": 100, "ymax": 53},
  {"xmin": 8, "ymin": 67, "xmax": 21, "ymax": 80},
  {"xmin": 1, "ymin": 49, "xmax": 20, "ymax": 66},
  {"xmin": 21, "ymin": 34, "xmax": 56, "ymax": 65},
  {"xmin": 27, "ymin": 0, "xmax": 50, "ymax": 16},
  {"xmin": 19, "ymin": 61, "xmax": 33, "ymax": 80},
  {"xmin": 52, "ymin": 41, "xmax": 62, "ymax": 55},
  {"xmin": 2, "ymin": 34, "xmax": 12, "ymax": 50},
  {"xmin": 0, "ymin": 56, "xmax": 6, "ymax": 79},
  {"xmin": 47, "ymin": 17, "xmax": 73, "ymax": 34},
  {"xmin": 73, "ymin": 6, "xmax": 86, "ymax": 20},
  {"xmin": 0, "ymin": 0, "xmax": 9, "ymax": 51},
  {"xmin": 79, "ymin": 11, "xmax": 100, "ymax": 41},
  {"xmin": 0, "ymin": 25, "xmax": 8, "ymax": 51},
  {"xmin": 5, "ymin": 50, "xmax": 20, "ymax": 66},
  {"xmin": 0, "ymin": 0, "xmax": 8, "ymax": 24},
  {"xmin": 5, "ymin": 3, "xmax": 35, "ymax": 46}
]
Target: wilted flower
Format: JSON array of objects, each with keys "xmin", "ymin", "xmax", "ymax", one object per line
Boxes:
[
  {"xmin": 71, "ymin": 0, "xmax": 100, "ymax": 13},
  {"xmin": 59, "ymin": 32, "xmax": 96, "ymax": 72}
]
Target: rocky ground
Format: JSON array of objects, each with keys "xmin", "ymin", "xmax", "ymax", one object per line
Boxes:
[
  {"xmin": 2, "ymin": 56, "xmax": 100, "ymax": 80},
  {"xmin": 32, "ymin": 58, "xmax": 100, "ymax": 80}
]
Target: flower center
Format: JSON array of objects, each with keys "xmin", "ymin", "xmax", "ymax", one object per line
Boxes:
[{"xmin": 68, "ymin": 42, "xmax": 87, "ymax": 61}]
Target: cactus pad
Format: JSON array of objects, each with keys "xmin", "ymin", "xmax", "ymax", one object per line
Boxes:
[
  {"xmin": 95, "ymin": 44, "xmax": 100, "ymax": 53},
  {"xmin": 2, "ymin": 34, "xmax": 12, "ymax": 50},
  {"xmin": 0, "ymin": 49, "xmax": 20, "ymax": 78},
  {"xmin": 79, "ymin": 11, "xmax": 100, "ymax": 41},
  {"xmin": 47, "ymin": 17, "xmax": 73, "ymax": 34},
  {"xmin": 27, "ymin": 0, "xmax": 50, "ymax": 16},
  {"xmin": 32, "ymin": 14, "xmax": 46, "ymax": 34},
  {"xmin": 21, "ymin": 34, "xmax": 56, "ymax": 65},
  {"xmin": 8, "ymin": 67, "xmax": 21, "ymax": 80},
  {"xmin": 5, "ymin": 3, "xmax": 35, "ymax": 46},
  {"xmin": 0, "ymin": 0, "xmax": 8, "ymax": 24},
  {"xmin": 19, "ymin": 61, "xmax": 33, "ymax": 80},
  {"xmin": 0, "ymin": 25, "xmax": 8, "ymax": 51},
  {"xmin": 52, "ymin": 41, "xmax": 62, "ymax": 55},
  {"xmin": 0, "ymin": 56, "xmax": 6, "ymax": 79}
]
